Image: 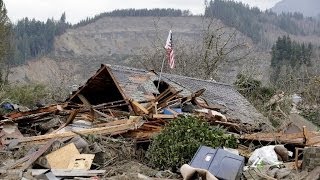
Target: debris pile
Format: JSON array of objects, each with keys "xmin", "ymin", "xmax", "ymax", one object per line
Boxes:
[{"xmin": 0, "ymin": 64, "xmax": 319, "ymax": 179}]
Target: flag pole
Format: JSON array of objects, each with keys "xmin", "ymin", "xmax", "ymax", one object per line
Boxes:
[
  {"xmin": 157, "ymin": 54, "xmax": 166, "ymax": 90},
  {"xmin": 157, "ymin": 30, "xmax": 173, "ymax": 91}
]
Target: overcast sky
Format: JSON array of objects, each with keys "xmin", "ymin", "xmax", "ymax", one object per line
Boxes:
[{"xmin": 3, "ymin": 0, "xmax": 282, "ymax": 24}]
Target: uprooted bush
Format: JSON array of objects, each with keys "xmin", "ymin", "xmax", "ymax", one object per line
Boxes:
[{"xmin": 146, "ymin": 115, "xmax": 237, "ymax": 171}]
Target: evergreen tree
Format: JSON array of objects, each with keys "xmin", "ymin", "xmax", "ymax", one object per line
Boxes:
[
  {"xmin": 0, "ymin": 0, "xmax": 12, "ymax": 83},
  {"xmin": 270, "ymin": 35, "xmax": 313, "ymax": 83},
  {"xmin": 0, "ymin": 0, "xmax": 10, "ymax": 59},
  {"xmin": 12, "ymin": 13, "xmax": 71, "ymax": 65}
]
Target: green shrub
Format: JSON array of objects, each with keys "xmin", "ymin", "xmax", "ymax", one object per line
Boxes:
[
  {"xmin": 0, "ymin": 84, "xmax": 48, "ymax": 107},
  {"xmin": 146, "ymin": 116, "xmax": 237, "ymax": 170}
]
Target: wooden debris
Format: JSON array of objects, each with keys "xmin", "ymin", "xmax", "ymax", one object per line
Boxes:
[
  {"xmin": 21, "ymin": 139, "xmax": 56, "ymax": 170},
  {"xmin": 130, "ymin": 99, "xmax": 149, "ymax": 115},
  {"xmin": 5, "ymin": 118, "xmax": 144, "ymax": 144},
  {"xmin": 77, "ymin": 94, "xmax": 92, "ymax": 107},
  {"xmin": 51, "ymin": 109, "xmax": 79, "ymax": 134},
  {"xmin": 29, "ymin": 169, "xmax": 50, "ymax": 176},
  {"xmin": 2, "ymin": 151, "xmax": 37, "ymax": 170},
  {"xmin": 240, "ymin": 131, "xmax": 305, "ymax": 145},
  {"xmin": 4, "ymin": 104, "xmax": 65, "ymax": 122},
  {"xmin": 67, "ymin": 154, "xmax": 95, "ymax": 170},
  {"xmin": 152, "ymin": 114, "xmax": 175, "ymax": 119},
  {"xmin": 51, "ymin": 169, "xmax": 106, "ymax": 177},
  {"xmin": 46, "ymin": 143, "xmax": 80, "ymax": 169},
  {"xmin": 241, "ymin": 127, "xmax": 320, "ymax": 147}
]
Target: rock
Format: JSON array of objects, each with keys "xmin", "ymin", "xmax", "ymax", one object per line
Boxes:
[
  {"xmin": 305, "ymin": 166, "xmax": 320, "ymax": 180},
  {"xmin": 68, "ymin": 136, "xmax": 89, "ymax": 153},
  {"xmin": 182, "ymin": 104, "xmax": 196, "ymax": 113},
  {"xmin": 274, "ymin": 145, "xmax": 289, "ymax": 162},
  {"xmin": 266, "ymin": 168, "xmax": 278, "ymax": 178},
  {"xmin": 275, "ymin": 168, "xmax": 291, "ymax": 179}
]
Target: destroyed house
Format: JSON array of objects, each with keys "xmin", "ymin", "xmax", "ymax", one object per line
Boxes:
[{"xmin": 68, "ymin": 64, "xmax": 269, "ymax": 130}]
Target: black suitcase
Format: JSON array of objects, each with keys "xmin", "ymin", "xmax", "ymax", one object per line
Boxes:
[{"xmin": 189, "ymin": 146, "xmax": 245, "ymax": 180}]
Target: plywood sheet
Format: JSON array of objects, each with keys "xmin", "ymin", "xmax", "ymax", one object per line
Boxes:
[
  {"xmin": 67, "ymin": 154, "xmax": 95, "ymax": 170},
  {"xmin": 45, "ymin": 143, "xmax": 79, "ymax": 169}
]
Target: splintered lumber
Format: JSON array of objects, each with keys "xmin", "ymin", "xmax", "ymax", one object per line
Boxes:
[
  {"xmin": 6, "ymin": 118, "xmax": 144, "ymax": 144},
  {"xmin": 94, "ymin": 117, "xmax": 141, "ymax": 127},
  {"xmin": 51, "ymin": 109, "xmax": 79, "ymax": 134},
  {"xmin": 241, "ymin": 128, "xmax": 320, "ymax": 146},
  {"xmin": 51, "ymin": 169, "xmax": 106, "ymax": 177},
  {"xmin": 93, "ymin": 109, "xmax": 113, "ymax": 119},
  {"xmin": 157, "ymin": 90, "xmax": 182, "ymax": 109},
  {"xmin": 146, "ymin": 87, "xmax": 180, "ymax": 111},
  {"xmin": 130, "ymin": 99, "xmax": 149, "ymax": 115},
  {"xmin": 240, "ymin": 132, "xmax": 305, "ymax": 145},
  {"xmin": 77, "ymin": 94, "xmax": 91, "ymax": 107},
  {"xmin": 21, "ymin": 139, "xmax": 56, "ymax": 170},
  {"xmin": 2, "ymin": 151, "xmax": 37, "ymax": 170},
  {"xmin": 124, "ymin": 121, "xmax": 164, "ymax": 141},
  {"xmin": 152, "ymin": 114, "xmax": 175, "ymax": 119},
  {"xmin": 181, "ymin": 88, "xmax": 205, "ymax": 104},
  {"xmin": 305, "ymin": 131, "xmax": 320, "ymax": 146},
  {"xmin": 92, "ymin": 99, "xmax": 129, "ymax": 109},
  {"xmin": 77, "ymin": 94, "xmax": 95, "ymax": 121},
  {"xmin": 5, "ymin": 104, "xmax": 64, "ymax": 121}
]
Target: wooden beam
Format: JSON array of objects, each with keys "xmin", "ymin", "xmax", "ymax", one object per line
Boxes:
[
  {"xmin": 77, "ymin": 94, "xmax": 91, "ymax": 107},
  {"xmin": 5, "ymin": 104, "xmax": 63, "ymax": 120},
  {"xmin": 2, "ymin": 151, "xmax": 37, "ymax": 170},
  {"xmin": 240, "ymin": 132, "xmax": 305, "ymax": 145},
  {"xmin": 51, "ymin": 169, "xmax": 106, "ymax": 177},
  {"xmin": 130, "ymin": 99, "xmax": 149, "ymax": 115},
  {"xmin": 152, "ymin": 114, "xmax": 175, "ymax": 119},
  {"xmin": 51, "ymin": 109, "xmax": 79, "ymax": 134},
  {"xmin": 21, "ymin": 139, "xmax": 56, "ymax": 170},
  {"xmin": 6, "ymin": 118, "xmax": 144, "ymax": 144}
]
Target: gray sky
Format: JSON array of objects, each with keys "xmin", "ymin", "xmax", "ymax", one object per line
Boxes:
[{"xmin": 3, "ymin": 0, "xmax": 282, "ymax": 24}]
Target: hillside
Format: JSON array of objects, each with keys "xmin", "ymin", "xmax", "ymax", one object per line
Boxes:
[
  {"xmin": 54, "ymin": 17, "xmax": 204, "ymax": 57},
  {"xmin": 272, "ymin": 0, "xmax": 320, "ymax": 17},
  {"xmin": 8, "ymin": 1, "xmax": 320, "ymax": 89},
  {"xmin": 10, "ymin": 16, "xmax": 267, "ymax": 86}
]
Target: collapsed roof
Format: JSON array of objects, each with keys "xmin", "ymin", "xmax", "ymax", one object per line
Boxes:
[{"xmin": 67, "ymin": 64, "xmax": 270, "ymax": 130}]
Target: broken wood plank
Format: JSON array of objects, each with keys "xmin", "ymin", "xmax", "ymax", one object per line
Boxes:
[
  {"xmin": 46, "ymin": 143, "xmax": 80, "ymax": 169},
  {"xmin": 78, "ymin": 94, "xmax": 94, "ymax": 121},
  {"xmin": 130, "ymin": 99, "xmax": 149, "ymax": 115},
  {"xmin": 51, "ymin": 169, "xmax": 106, "ymax": 177},
  {"xmin": 2, "ymin": 151, "xmax": 37, "ymax": 170},
  {"xmin": 92, "ymin": 99, "xmax": 128, "ymax": 109},
  {"xmin": 94, "ymin": 117, "xmax": 141, "ymax": 127},
  {"xmin": 152, "ymin": 114, "xmax": 175, "ymax": 119},
  {"xmin": 51, "ymin": 109, "xmax": 79, "ymax": 134},
  {"xmin": 6, "ymin": 118, "xmax": 144, "ymax": 144},
  {"xmin": 157, "ymin": 90, "xmax": 182, "ymax": 109},
  {"xmin": 77, "ymin": 94, "xmax": 91, "ymax": 107},
  {"xmin": 10, "ymin": 112, "xmax": 52, "ymax": 122},
  {"xmin": 93, "ymin": 109, "xmax": 114, "ymax": 119},
  {"xmin": 29, "ymin": 169, "xmax": 50, "ymax": 176},
  {"xmin": 5, "ymin": 104, "xmax": 65, "ymax": 121},
  {"xmin": 240, "ymin": 132, "xmax": 305, "ymax": 145},
  {"xmin": 21, "ymin": 139, "xmax": 56, "ymax": 170}
]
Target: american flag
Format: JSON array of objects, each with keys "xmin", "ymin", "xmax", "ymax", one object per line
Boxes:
[{"xmin": 165, "ymin": 30, "xmax": 175, "ymax": 69}]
